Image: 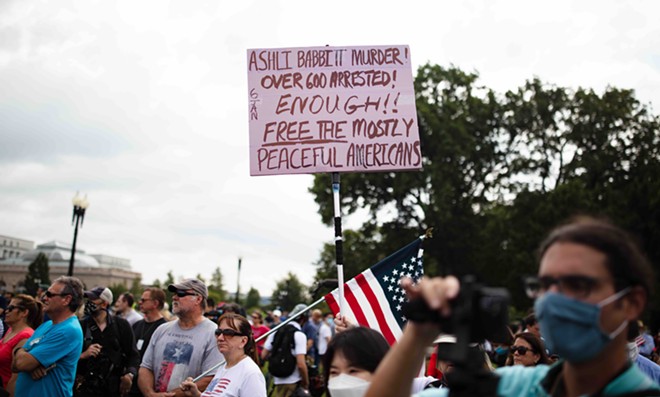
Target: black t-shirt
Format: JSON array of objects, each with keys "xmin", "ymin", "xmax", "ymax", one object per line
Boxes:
[
  {"xmin": 132, "ymin": 317, "xmax": 166, "ymax": 358},
  {"xmin": 128, "ymin": 317, "xmax": 167, "ymax": 397}
]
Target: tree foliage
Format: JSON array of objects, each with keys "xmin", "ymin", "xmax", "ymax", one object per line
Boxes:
[
  {"xmin": 245, "ymin": 287, "xmax": 261, "ymax": 310},
  {"xmin": 270, "ymin": 272, "xmax": 309, "ymax": 312},
  {"xmin": 24, "ymin": 253, "xmax": 50, "ymax": 296},
  {"xmin": 208, "ymin": 266, "xmax": 226, "ymax": 302},
  {"xmin": 310, "ymin": 63, "xmax": 660, "ymax": 315}
]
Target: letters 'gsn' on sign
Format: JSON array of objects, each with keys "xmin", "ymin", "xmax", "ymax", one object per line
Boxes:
[{"xmin": 247, "ymin": 45, "xmax": 422, "ymax": 176}]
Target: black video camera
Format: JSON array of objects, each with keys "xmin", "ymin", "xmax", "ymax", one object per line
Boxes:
[
  {"xmin": 402, "ymin": 275, "xmax": 510, "ymax": 343},
  {"xmin": 402, "ymin": 275, "xmax": 509, "ymax": 397}
]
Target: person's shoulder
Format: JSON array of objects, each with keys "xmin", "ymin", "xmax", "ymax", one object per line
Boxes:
[
  {"xmin": 132, "ymin": 318, "xmax": 146, "ymax": 330},
  {"xmin": 61, "ymin": 315, "xmax": 83, "ymax": 332},
  {"xmin": 17, "ymin": 328, "xmax": 34, "ymax": 338},
  {"xmin": 199, "ymin": 317, "xmax": 218, "ymax": 330},
  {"xmin": 495, "ymin": 364, "xmax": 552, "ymax": 396},
  {"xmin": 608, "ymin": 362, "xmax": 660, "ymax": 394},
  {"xmin": 112, "ymin": 314, "xmax": 131, "ymax": 327},
  {"xmin": 152, "ymin": 319, "xmax": 176, "ymax": 335}
]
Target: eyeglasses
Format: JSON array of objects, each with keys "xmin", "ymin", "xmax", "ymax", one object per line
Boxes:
[
  {"xmin": 510, "ymin": 346, "xmax": 534, "ymax": 355},
  {"xmin": 524, "ymin": 275, "xmax": 608, "ymax": 299},
  {"xmin": 215, "ymin": 328, "xmax": 245, "ymax": 337},
  {"xmin": 5, "ymin": 305, "xmax": 24, "ymax": 313},
  {"xmin": 44, "ymin": 291, "xmax": 71, "ymax": 299},
  {"xmin": 139, "ymin": 298, "xmax": 154, "ymax": 303},
  {"xmin": 174, "ymin": 290, "xmax": 198, "ymax": 298}
]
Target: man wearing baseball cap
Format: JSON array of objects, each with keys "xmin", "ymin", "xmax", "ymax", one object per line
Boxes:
[
  {"xmin": 138, "ymin": 279, "xmax": 223, "ymax": 397},
  {"xmin": 75, "ymin": 286, "xmax": 140, "ymax": 397}
]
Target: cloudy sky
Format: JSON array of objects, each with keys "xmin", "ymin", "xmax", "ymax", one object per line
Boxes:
[{"xmin": 1, "ymin": 0, "xmax": 659, "ymax": 298}]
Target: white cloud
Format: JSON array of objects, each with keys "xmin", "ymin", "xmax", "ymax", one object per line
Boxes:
[{"xmin": 1, "ymin": 0, "xmax": 659, "ymax": 298}]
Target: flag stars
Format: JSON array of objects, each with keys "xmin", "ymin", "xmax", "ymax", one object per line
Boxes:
[{"xmin": 383, "ymin": 275, "xmax": 390, "ymax": 283}]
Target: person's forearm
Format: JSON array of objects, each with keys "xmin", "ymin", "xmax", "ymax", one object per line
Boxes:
[
  {"xmin": 365, "ymin": 322, "xmax": 438, "ymax": 397},
  {"xmin": 297, "ymin": 361, "xmax": 309, "ymax": 389},
  {"xmin": 138, "ymin": 367, "xmax": 156, "ymax": 396},
  {"xmin": 12, "ymin": 348, "xmax": 40, "ymax": 372}
]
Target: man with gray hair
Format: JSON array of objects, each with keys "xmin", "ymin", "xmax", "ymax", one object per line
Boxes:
[
  {"xmin": 138, "ymin": 279, "xmax": 223, "ymax": 397},
  {"xmin": 13, "ymin": 276, "xmax": 85, "ymax": 397}
]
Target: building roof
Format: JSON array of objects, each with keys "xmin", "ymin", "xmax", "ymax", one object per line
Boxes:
[{"xmin": 0, "ymin": 240, "xmax": 137, "ymax": 270}]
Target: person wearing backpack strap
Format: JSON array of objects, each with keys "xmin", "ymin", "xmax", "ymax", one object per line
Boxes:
[
  {"xmin": 262, "ymin": 303, "xmax": 310, "ymax": 397},
  {"xmin": 75, "ymin": 287, "xmax": 140, "ymax": 397}
]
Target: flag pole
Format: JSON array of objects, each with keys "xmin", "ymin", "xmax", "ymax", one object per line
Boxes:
[
  {"xmin": 193, "ymin": 297, "xmax": 326, "ymax": 382},
  {"xmin": 331, "ymin": 172, "xmax": 346, "ymax": 317}
]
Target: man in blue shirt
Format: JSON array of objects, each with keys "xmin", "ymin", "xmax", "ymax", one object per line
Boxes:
[{"xmin": 12, "ymin": 276, "xmax": 84, "ymax": 397}]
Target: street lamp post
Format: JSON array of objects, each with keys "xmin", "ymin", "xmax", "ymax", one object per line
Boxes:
[
  {"xmin": 68, "ymin": 192, "xmax": 89, "ymax": 276},
  {"xmin": 235, "ymin": 257, "xmax": 242, "ymax": 303}
]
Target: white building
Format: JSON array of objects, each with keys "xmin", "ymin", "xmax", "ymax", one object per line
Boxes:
[
  {"xmin": 0, "ymin": 237, "xmax": 141, "ymax": 291},
  {"xmin": 0, "ymin": 235, "xmax": 34, "ymax": 260}
]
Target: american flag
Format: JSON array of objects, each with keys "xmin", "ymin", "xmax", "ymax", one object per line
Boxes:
[{"xmin": 324, "ymin": 238, "xmax": 424, "ymax": 345}]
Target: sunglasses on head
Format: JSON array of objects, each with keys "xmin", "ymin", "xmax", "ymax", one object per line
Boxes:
[
  {"xmin": 511, "ymin": 346, "xmax": 534, "ymax": 355},
  {"xmin": 174, "ymin": 290, "xmax": 197, "ymax": 298},
  {"xmin": 5, "ymin": 305, "xmax": 24, "ymax": 313},
  {"xmin": 215, "ymin": 328, "xmax": 245, "ymax": 337}
]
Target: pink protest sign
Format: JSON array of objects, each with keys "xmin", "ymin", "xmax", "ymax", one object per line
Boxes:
[{"xmin": 247, "ymin": 45, "xmax": 421, "ymax": 176}]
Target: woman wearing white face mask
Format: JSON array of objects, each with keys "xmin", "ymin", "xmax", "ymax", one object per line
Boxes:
[{"xmin": 323, "ymin": 327, "xmax": 439, "ymax": 397}]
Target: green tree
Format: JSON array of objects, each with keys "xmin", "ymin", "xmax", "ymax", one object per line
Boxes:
[
  {"xmin": 163, "ymin": 270, "xmax": 175, "ymax": 301},
  {"xmin": 208, "ymin": 267, "xmax": 226, "ymax": 302},
  {"xmin": 309, "ymin": 63, "xmax": 660, "ymax": 312},
  {"xmin": 244, "ymin": 287, "xmax": 261, "ymax": 310},
  {"xmin": 109, "ymin": 283, "xmax": 128, "ymax": 302},
  {"xmin": 270, "ymin": 273, "xmax": 309, "ymax": 311},
  {"xmin": 24, "ymin": 253, "xmax": 50, "ymax": 296},
  {"xmin": 129, "ymin": 276, "xmax": 142, "ymax": 298}
]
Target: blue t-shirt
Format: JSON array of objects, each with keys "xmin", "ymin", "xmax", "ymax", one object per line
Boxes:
[
  {"xmin": 416, "ymin": 360, "xmax": 660, "ymax": 397},
  {"xmin": 15, "ymin": 315, "xmax": 83, "ymax": 397}
]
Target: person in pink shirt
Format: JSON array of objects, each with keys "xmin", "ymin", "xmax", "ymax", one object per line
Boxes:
[
  {"xmin": 0, "ymin": 294, "xmax": 43, "ymax": 392},
  {"xmin": 250, "ymin": 311, "xmax": 270, "ymax": 364}
]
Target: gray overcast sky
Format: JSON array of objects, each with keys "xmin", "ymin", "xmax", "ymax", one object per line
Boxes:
[{"xmin": 1, "ymin": 0, "xmax": 659, "ymax": 297}]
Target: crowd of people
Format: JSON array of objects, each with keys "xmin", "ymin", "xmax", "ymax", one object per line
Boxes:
[{"xmin": 0, "ymin": 216, "xmax": 659, "ymax": 397}]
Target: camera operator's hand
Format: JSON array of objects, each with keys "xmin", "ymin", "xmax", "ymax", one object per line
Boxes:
[
  {"xmin": 119, "ymin": 373, "xmax": 133, "ymax": 396},
  {"xmin": 81, "ymin": 343, "xmax": 103, "ymax": 359},
  {"xmin": 179, "ymin": 377, "xmax": 201, "ymax": 397},
  {"xmin": 363, "ymin": 276, "xmax": 461, "ymax": 397},
  {"xmin": 400, "ymin": 275, "xmax": 461, "ymax": 341}
]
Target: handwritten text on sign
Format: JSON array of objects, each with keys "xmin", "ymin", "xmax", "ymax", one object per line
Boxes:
[{"xmin": 247, "ymin": 45, "xmax": 421, "ymax": 176}]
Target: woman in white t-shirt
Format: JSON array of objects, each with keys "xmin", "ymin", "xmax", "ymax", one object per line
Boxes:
[{"xmin": 180, "ymin": 313, "xmax": 266, "ymax": 397}]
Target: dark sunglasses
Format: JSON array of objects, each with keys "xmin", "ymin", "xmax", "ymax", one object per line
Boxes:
[
  {"xmin": 174, "ymin": 290, "xmax": 198, "ymax": 298},
  {"xmin": 215, "ymin": 328, "xmax": 245, "ymax": 337},
  {"xmin": 510, "ymin": 346, "xmax": 534, "ymax": 355},
  {"xmin": 44, "ymin": 291, "xmax": 71, "ymax": 298},
  {"xmin": 5, "ymin": 305, "xmax": 25, "ymax": 313}
]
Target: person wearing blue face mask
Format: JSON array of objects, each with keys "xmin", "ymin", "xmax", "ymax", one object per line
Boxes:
[{"xmin": 364, "ymin": 217, "xmax": 660, "ymax": 397}]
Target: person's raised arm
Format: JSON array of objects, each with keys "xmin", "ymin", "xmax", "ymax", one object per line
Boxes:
[{"xmin": 364, "ymin": 276, "xmax": 460, "ymax": 397}]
